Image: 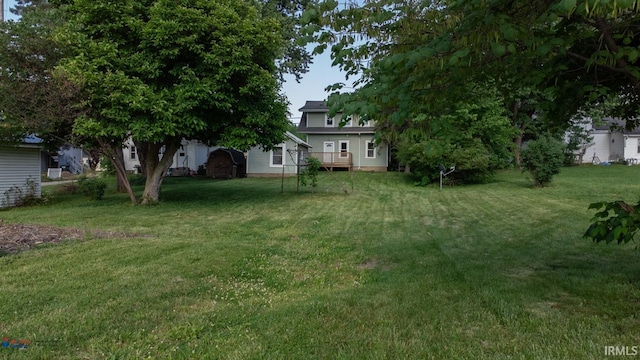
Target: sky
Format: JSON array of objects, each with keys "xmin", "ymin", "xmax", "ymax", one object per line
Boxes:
[
  {"xmin": 282, "ymin": 52, "xmax": 349, "ymax": 123},
  {"xmin": 2, "ymin": 0, "xmax": 348, "ymax": 124}
]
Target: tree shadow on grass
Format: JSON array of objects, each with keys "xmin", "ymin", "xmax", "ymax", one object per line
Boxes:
[{"xmin": 157, "ymin": 177, "xmax": 342, "ymax": 206}]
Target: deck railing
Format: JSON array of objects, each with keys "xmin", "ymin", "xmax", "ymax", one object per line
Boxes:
[{"xmin": 308, "ymin": 152, "xmax": 352, "ymax": 169}]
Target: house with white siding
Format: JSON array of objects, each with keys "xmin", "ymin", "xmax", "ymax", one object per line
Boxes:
[
  {"xmin": 577, "ymin": 118, "xmax": 640, "ymax": 164},
  {"xmin": 123, "ymin": 138, "xmax": 218, "ymax": 175},
  {"xmin": 0, "ymin": 135, "xmax": 43, "ymax": 207}
]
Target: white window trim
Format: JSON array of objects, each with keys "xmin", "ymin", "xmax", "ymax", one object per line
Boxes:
[
  {"xmin": 339, "ymin": 140, "xmax": 349, "ymax": 158},
  {"xmin": 325, "ymin": 114, "xmax": 334, "ymax": 127},
  {"xmin": 270, "ymin": 144, "xmax": 285, "ymax": 167},
  {"xmin": 130, "ymin": 146, "xmax": 137, "ymax": 160},
  {"xmin": 344, "ymin": 115, "xmax": 352, "ymax": 127},
  {"xmin": 365, "ymin": 141, "xmax": 376, "ymax": 159},
  {"xmin": 360, "ymin": 118, "xmax": 373, "ymax": 127}
]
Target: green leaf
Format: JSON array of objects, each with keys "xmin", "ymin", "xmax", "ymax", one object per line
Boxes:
[
  {"xmin": 559, "ymin": 0, "xmax": 578, "ymax": 12},
  {"xmin": 491, "ymin": 43, "xmax": 506, "ymax": 57},
  {"xmin": 536, "ymin": 44, "xmax": 552, "ymax": 56},
  {"xmin": 499, "ymin": 24, "xmax": 518, "ymax": 41},
  {"xmin": 616, "ymin": 0, "xmax": 635, "ymax": 9}
]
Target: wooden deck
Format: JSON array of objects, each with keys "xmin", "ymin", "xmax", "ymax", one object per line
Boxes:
[{"xmin": 308, "ymin": 152, "xmax": 352, "ymax": 170}]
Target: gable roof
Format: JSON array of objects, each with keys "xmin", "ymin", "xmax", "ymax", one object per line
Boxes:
[
  {"xmin": 594, "ymin": 118, "xmax": 640, "ymax": 135},
  {"xmin": 211, "ymin": 148, "xmax": 245, "ymax": 165},
  {"xmin": 285, "ymin": 131, "xmax": 311, "ymax": 148},
  {"xmin": 298, "ymin": 101, "xmax": 328, "ymax": 113}
]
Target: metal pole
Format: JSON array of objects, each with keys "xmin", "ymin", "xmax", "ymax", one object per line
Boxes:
[
  {"xmin": 281, "ymin": 162, "xmax": 285, "ymax": 193},
  {"xmin": 296, "ymin": 149, "xmax": 300, "ymax": 193},
  {"xmin": 440, "ymin": 171, "xmax": 443, "ymax": 190},
  {"xmin": 1, "ymin": 0, "xmax": 4, "ymax": 22}
]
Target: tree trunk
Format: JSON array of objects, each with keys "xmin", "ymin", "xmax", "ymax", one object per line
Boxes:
[
  {"xmin": 98, "ymin": 137, "xmax": 137, "ymax": 204},
  {"xmin": 511, "ymin": 101, "xmax": 524, "ymax": 168},
  {"xmin": 88, "ymin": 148, "xmax": 101, "ymax": 171},
  {"xmin": 114, "ymin": 146, "xmax": 128, "ymax": 193},
  {"xmin": 140, "ymin": 138, "xmax": 180, "ymax": 205},
  {"xmin": 514, "ymin": 133, "xmax": 524, "ymax": 167}
]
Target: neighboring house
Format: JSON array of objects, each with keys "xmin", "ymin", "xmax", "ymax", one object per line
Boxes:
[
  {"xmin": 123, "ymin": 138, "xmax": 218, "ymax": 174},
  {"xmin": 0, "ymin": 136, "xmax": 43, "ymax": 208},
  {"xmin": 40, "ymin": 144, "xmax": 87, "ymax": 176},
  {"xmin": 578, "ymin": 118, "xmax": 640, "ymax": 164},
  {"xmin": 246, "ymin": 131, "xmax": 311, "ymax": 177},
  {"xmin": 297, "ymin": 101, "xmax": 388, "ymax": 171},
  {"xmin": 57, "ymin": 145, "xmax": 86, "ymax": 174}
]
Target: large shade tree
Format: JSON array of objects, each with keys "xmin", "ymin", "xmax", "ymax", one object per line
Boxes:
[
  {"xmin": 306, "ymin": 0, "xmax": 640, "ymax": 242},
  {"xmin": 0, "ymin": 2, "xmax": 83, "ymax": 149},
  {"xmin": 53, "ymin": 0, "xmax": 293, "ymax": 204},
  {"xmin": 305, "ymin": 0, "xmax": 640, "ymax": 169}
]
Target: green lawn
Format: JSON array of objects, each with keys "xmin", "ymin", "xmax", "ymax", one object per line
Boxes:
[{"xmin": 1, "ymin": 166, "xmax": 639, "ymax": 359}]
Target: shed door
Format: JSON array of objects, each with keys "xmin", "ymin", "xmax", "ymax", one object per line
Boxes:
[{"xmin": 213, "ymin": 154, "xmax": 232, "ymax": 178}]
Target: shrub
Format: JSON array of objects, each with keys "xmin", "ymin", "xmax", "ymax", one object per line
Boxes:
[
  {"xmin": 397, "ymin": 138, "xmax": 499, "ymax": 186},
  {"xmin": 2, "ymin": 178, "xmax": 50, "ymax": 208},
  {"xmin": 521, "ymin": 135, "xmax": 565, "ymax": 187},
  {"xmin": 77, "ymin": 177, "xmax": 107, "ymax": 200},
  {"xmin": 394, "ymin": 85, "xmax": 515, "ymax": 186},
  {"xmin": 300, "ymin": 157, "xmax": 321, "ymax": 192}
]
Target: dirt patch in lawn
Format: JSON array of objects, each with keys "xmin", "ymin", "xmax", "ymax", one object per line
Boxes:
[{"xmin": 0, "ymin": 222, "xmax": 151, "ymax": 255}]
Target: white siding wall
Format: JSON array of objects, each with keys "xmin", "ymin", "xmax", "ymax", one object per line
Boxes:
[
  {"xmin": 584, "ymin": 132, "xmax": 612, "ymax": 163},
  {"xmin": 0, "ymin": 146, "xmax": 42, "ymax": 207},
  {"xmin": 122, "ymin": 138, "xmax": 217, "ymax": 172},
  {"xmin": 624, "ymin": 136, "xmax": 640, "ymax": 162},
  {"xmin": 610, "ymin": 133, "xmax": 625, "ymax": 161}
]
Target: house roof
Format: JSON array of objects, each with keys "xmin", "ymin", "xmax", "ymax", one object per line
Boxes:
[
  {"xmin": 593, "ymin": 117, "xmax": 640, "ymax": 135},
  {"xmin": 285, "ymin": 131, "xmax": 311, "ymax": 148},
  {"xmin": 1, "ymin": 134, "xmax": 43, "ymax": 146},
  {"xmin": 298, "ymin": 101, "xmax": 328, "ymax": 113},
  {"xmin": 211, "ymin": 148, "xmax": 246, "ymax": 165},
  {"xmin": 22, "ymin": 135, "xmax": 44, "ymax": 144}
]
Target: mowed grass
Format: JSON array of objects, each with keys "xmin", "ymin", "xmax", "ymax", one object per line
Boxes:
[{"xmin": 1, "ymin": 166, "xmax": 640, "ymax": 359}]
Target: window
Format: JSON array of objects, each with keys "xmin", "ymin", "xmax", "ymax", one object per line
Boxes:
[
  {"xmin": 344, "ymin": 116, "xmax": 352, "ymax": 127},
  {"xmin": 366, "ymin": 141, "xmax": 376, "ymax": 158},
  {"xmin": 358, "ymin": 116, "xmax": 373, "ymax": 127},
  {"xmin": 339, "ymin": 140, "xmax": 349, "ymax": 158},
  {"xmin": 270, "ymin": 145, "xmax": 284, "ymax": 167},
  {"xmin": 130, "ymin": 146, "xmax": 137, "ymax": 160},
  {"xmin": 326, "ymin": 115, "xmax": 334, "ymax": 127}
]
